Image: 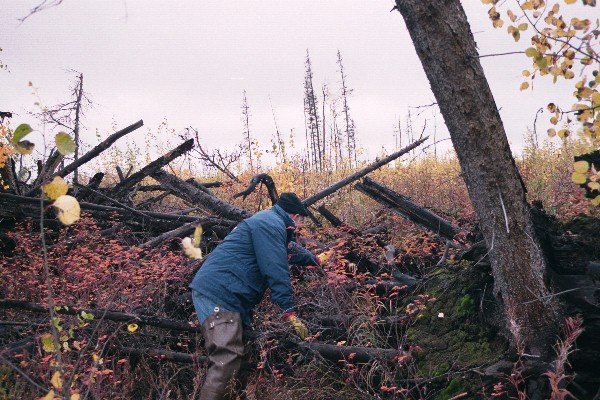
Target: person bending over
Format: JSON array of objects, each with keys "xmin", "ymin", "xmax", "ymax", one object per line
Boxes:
[{"xmin": 190, "ymin": 192, "xmax": 318, "ymax": 400}]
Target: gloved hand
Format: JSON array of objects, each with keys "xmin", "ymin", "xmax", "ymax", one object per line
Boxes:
[{"xmin": 283, "ymin": 312, "xmax": 308, "ymax": 340}]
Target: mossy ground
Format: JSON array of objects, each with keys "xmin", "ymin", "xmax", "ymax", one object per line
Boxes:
[{"xmin": 403, "ymin": 261, "xmax": 507, "ymax": 398}]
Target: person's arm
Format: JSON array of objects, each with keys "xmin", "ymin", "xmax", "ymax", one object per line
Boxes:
[
  {"xmin": 251, "ymin": 223, "xmax": 294, "ymax": 313},
  {"xmin": 287, "ymin": 241, "xmax": 319, "ymax": 266}
]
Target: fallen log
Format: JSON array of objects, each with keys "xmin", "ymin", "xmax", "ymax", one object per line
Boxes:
[
  {"xmin": 302, "ymin": 137, "xmax": 427, "ymax": 207},
  {"xmin": 0, "ymin": 299, "xmax": 200, "ymax": 333},
  {"xmin": 0, "ymin": 193, "xmax": 232, "ymax": 234},
  {"xmin": 73, "ymin": 182, "xmax": 151, "ymax": 219},
  {"xmin": 110, "ymin": 139, "xmax": 194, "ymax": 199},
  {"xmin": 185, "ymin": 178, "xmax": 213, "ymax": 196},
  {"xmin": 32, "ymin": 149, "xmax": 63, "ymax": 187},
  {"xmin": 151, "ymin": 170, "xmax": 250, "ymax": 222},
  {"xmin": 137, "ymin": 184, "xmax": 168, "ymax": 192},
  {"xmin": 234, "ymin": 173, "xmax": 279, "ymax": 203},
  {"xmin": 115, "ymin": 346, "xmax": 205, "ymax": 364},
  {"xmin": 116, "ymin": 340, "xmax": 403, "ymax": 365},
  {"xmin": 86, "ymin": 172, "xmax": 105, "ymax": 191},
  {"xmin": 22, "ymin": 121, "xmax": 143, "ymax": 195},
  {"xmin": 57, "ymin": 120, "xmax": 144, "ymax": 180},
  {"xmin": 140, "ymin": 219, "xmax": 236, "ymax": 248},
  {"xmin": 316, "ymin": 205, "xmax": 344, "ymax": 228},
  {"xmin": 1, "ymin": 299, "xmax": 404, "ymax": 364},
  {"xmin": 136, "ymin": 191, "xmax": 172, "ymax": 210},
  {"xmin": 355, "ymin": 177, "xmax": 462, "ymax": 241}
]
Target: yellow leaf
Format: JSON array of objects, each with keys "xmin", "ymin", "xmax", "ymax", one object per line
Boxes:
[
  {"xmin": 41, "ymin": 389, "xmax": 55, "ymax": 400},
  {"xmin": 550, "ymin": 116, "xmax": 558, "ymax": 125},
  {"xmin": 507, "ymin": 9, "xmax": 517, "ymax": 22},
  {"xmin": 564, "ymin": 0, "xmax": 577, "ymax": 3},
  {"xmin": 592, "ymin": 91, "xmax": 600, "ymax": 106},
  {"xmin": 520, "ymin": 81, "xmax": 530, "ymax": 90},
  {"xmin": 518, "ymin": 23, "xmax": 528, "ymax": 31},
  {"xmin": 564, "ymin": 70, "xmax": 575, "ymax": 79},
  {"xmin": 557, "ymin": 129, "xmax": 569, "ymax": 138},
  {"xmin": 50, "ymin": 371, "xmax": 62, "ymax": 389},
  {"xmin": 522, "ymin": 1, "xmax": 534, "ymax": 9},
  {"xmin": 317, "ymin": 251, "xmax": 331, "ymax": 265},
  {"xmin": 41, "ymin": 334, "xmax": 55, "ymax": 352},
  {"xmin": 55, "ymin": 132, "xmax": 76, "ymax": 155},
  {"xmin": 588, "ymin": 182, "xmax": 600, "ymax": 190},
  {"xmin": 53, "ymin": 195, "xmax": 81, "ymax": 225},
  {"xmin": 572, "ymin": 172, "xmax": 587, "ymax": 184},
  {"xmin": 15, "ymin": 140, "xmax": 35, "ymax": 155},
  {"xmin": 592, "ymin": 195, "xmax": 600, "ymax": 206},
  {"xmin": 522, "ymin": 70, "xmax": 531, "ymax": 77},
  {"xmin": 573, "ymin": 160, "xmax": 590, "ymax": 173},
  {"xmin": 192, "ymin": 225, "xmax": 203, "ymax": 247},
  {"xmin": 71, "ymin": 394, "xmax": 81, "ymax": 400},
  {"xmin": 525, "ymin": 47, "xmax": 539, "ymax": 58},
  {"xmin": 43, "ymin": 176, "xmax": 69, "ymax": 201},
  {"xmin": 547, "ymin": 128, "xmax": 557, "ymax": 137},
  {"xmin": 127, "ymin": 323, "xmax": 139, "ymax": 333}
]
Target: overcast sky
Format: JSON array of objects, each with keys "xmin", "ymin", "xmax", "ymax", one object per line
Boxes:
[{"xmin": 1, "ymin": 0, "xmax": 583, "ymax": 165}]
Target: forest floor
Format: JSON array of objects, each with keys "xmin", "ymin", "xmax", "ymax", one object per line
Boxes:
[{"xmin": 1, "ymin": 141, "xmax": 599, "ymax": 399}]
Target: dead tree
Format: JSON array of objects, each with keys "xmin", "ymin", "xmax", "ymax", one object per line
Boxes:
[
  {"xmin": 337, "ymin": 50, "xmax": 357, "ymax": 168},
  {"xmin": 393, "ymin": 0, "xmax": 560, "ymax": 356},
  {"xmin": 34, "ymin": 71, "xmax": 90, "ymax": 185},
  {"xmin": 241, "ymin": 90, "xmax": 253, "ymax": 171},
  {"xmin": 304, "ymin": 50, "xmax": 323, "ymax": 171},
  {"xmin": 185, "ymin": 127, "xmax": 242, "ymax": 183}
]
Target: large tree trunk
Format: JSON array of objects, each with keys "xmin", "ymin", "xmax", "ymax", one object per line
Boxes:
[{"xmin": 393, "ymin": 0, "xmax": 560, "ymax": 356}]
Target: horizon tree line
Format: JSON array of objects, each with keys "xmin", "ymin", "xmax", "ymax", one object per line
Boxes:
[{"xmin": 240, "ymin": 49, "xmax": 360, "ymax": 173}]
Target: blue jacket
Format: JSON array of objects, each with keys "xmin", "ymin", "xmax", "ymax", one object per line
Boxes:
[{"xmin": 189, "ymin": 205, "xmax": 317, "ymax": 326}]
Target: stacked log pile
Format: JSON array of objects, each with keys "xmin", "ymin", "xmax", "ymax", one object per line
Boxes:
[{"xmin": 0, "ymin": 121, "xmax": 431, "ymax": 370}]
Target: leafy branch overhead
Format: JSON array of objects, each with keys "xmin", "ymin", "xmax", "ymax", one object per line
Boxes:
[{"xmin": 482, "ymin": 0, "xmax": 599, "ymax": 203}]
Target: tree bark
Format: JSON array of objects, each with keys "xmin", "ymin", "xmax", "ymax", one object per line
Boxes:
[
  {"xmin": 356, "ymin": 177, "xmax": 462, "ymax": 240},
  {"xmin": 393, "ymin": 0, "xmax": 560, "ymax": 356}
]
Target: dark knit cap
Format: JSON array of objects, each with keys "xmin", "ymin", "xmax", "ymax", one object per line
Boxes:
[{"xmin": 276, "ymin": 192, "xmax": 309, "ymax": 216}]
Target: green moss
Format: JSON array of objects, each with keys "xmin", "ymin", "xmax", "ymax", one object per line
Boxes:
[
  {"xmin": 434, "ymin": 362, "xmax": 450, "ymax": 377},
  {"xmin": 455, "ymin": 294, "xmax": 475, "ymax": 317},
  {"xmin": 400, "ymin": 262, "xmax": 506, "ymax": 385},
  {"xmin": 435, "ymin": 378, "xmax": 463, "ymax": 400}
]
